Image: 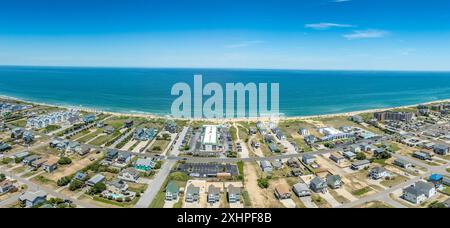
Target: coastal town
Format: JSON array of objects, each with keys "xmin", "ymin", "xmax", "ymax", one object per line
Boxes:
[{"xmin": 1, "ymin": 97, "xmax": 450, "ymax": 208}]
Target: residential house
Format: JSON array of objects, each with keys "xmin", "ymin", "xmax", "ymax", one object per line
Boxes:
[
  {"xmin": 271, "ymin": 160, "xmax": 283, "ymax": 170},
  {"xmin": 227, "ymin": 184, "xmax": 241, "ymax": 203},
  {"xmin": 428, "ymin": 174, "xmax": 443, "ymax": 188},
  {"xmin": 185, "ymin": 184, "xmax": 200, "ymax": 203},
  {"xmin": 78, "ymin": 145, "xmax": 91, "ymax": 156},
  {"xmin": 23, "ymin": 131, "xmax": 34, "ymax": 144},
  {"xmin": 83, "ymin": 114, "xmax": 96, "ymax": 123},
  {"xmin": 287, "ymin": 158, "xmax": 300, "ymax": 168},
  {"xmin": 31, "ymin": 158, "xmax": 47, "ymax": 169},
  {"xmin": 118, "ymin": 168, "xmax": 140, "ymax": 183},
  {"xmin": 86, "ymin": 174, "xmax": 105, "ymax": 187},
  {"xmin": 106, "ymin": 179, "xmax": 129, "ymax": 195},
  {"xmin": 304, "ymin": 135, "xmax": 317, "ymax": 145},
  {"xmin": 19, "ymin": 191, "xmax": 47, "ymax": 208},
  {"xmin": 293, "ymin": 183, "xmax": 311, "ymax": 197},
  {"xmin": 260, "ymin": 161, "xmax": 273, "ymax": 173},
  {"xmin": 369, "ymin": 167, "xmax": 390, "ymax": 180},
  {"xmin": 22, "ymin": 155, "xmax": 39, "ymax": 166},
  {"xmin": 310, "ymin": 176, "xmax": 327, "ymax": 193},
  {"xmin": 105, "ymin": 149, "xmax": 119, "ymax": 162},
  {"xmin": 360, "ymin": 144, "xmax": 373, "ymax": 152},
  {"xmin": 124, "ymin": 119, "xmax": 134, "ymax": 128},
  {"xmin": 74, "ymin": 172, "xmax": 87, "ymax": 181},
  {"xmin": 326, "ymin": 175, "xmax": 342, "ymax": 189},
  {"xmin": 330, "ymin": 152, "xmax": 346, "ymax": 164},
  {"xmin": 0, "ymin": 142, "xmax": 11, "ymax": 153},
  {"xmin": 351, "ymin": 160, "xmax": 371, "ymax": 170},
  {"xmin": 443, "ymin": 177, "xmax": 450, "ymax": 187},
  {"xmin": 164, "ymin": 120, "xmax": 178, "ymax": 133},
  {"xmin": 117, "ymin": 152, "xmax": 132, "ymax": 165},
  {"xmin": 134, "ymin": 128, "xmax": 157, "ymax": 141},
  {"xmin": 394, "ymin": 159, "xmax": 413, "ymax": 169},
  {"xmin": 104, "ymin": 126, "xmax": 115, "ymax": 135},
  {"xmin": 43, "ymin": 159, "xmax": 58, "ymax": 173},
  {"xmin": 413, "ymin": 151, "xmax": 432, "ymax": 161},
  {"xmin": 302, "ymin": 154, "xmax": 316, "ymax": 165},
  {"xmin": 13, "ymin": 151, "xmax": 30, "ymax": 161},
  {"xmin": 350, "ymin": 145, "xmax": 361, "ymax": 153},
  {"xmin": 444, "ymin": 198, "xmax": 450, "ymax": 208},
  {"xmin": 402, "ymin": 181, "xmax": 436, "ymax": 204},
  {"xmin": 207, "ymin": 185, "xmax": 221, "ymax": 204},
  {"xmin": 299, "ymin": 128, "xmax": 310, "ymax": 136},
  {"xmin": 0, "ymin": 180, "xmax": 14, "ymax": 195},
  {"xmin": 434, "ymin": 145, "xmax": 449, "ymax": 155},
  {"xmin": 165, "ymin": 181, "xmax": 180, "ymax": 201},
  {"xmin": 343, "ymin": 151, "xmax": 356, "ymax": 160},
  {"xmin": 11, "ymin": 128, "xmax": 24, "ymax": 139},
  {"xmin": 274, "ymin": 184, "xmax": 291, "ymax": 200},
  {"xmin": 135, "ymin": 158, "xmax": 154, "ymax": 172},
  {"xmin": 291, "ymin": 168, "xmax": 303, "ymax": 177},
  {"xmin": 49, "ymin": 139, "xmax": 69, "ymax": 151}
]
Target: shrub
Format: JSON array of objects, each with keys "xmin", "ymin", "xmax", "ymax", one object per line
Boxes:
[
  {"xmin": 58, "ymin": 157, "xmax": 72, "ymax": 165},
  {"xmin": 57, "ymin": 176, "xmax": 71, "ymax": 186},
  {"xmin": 257, "ymin": 178, "xmax": 269, "ymax": 189},
  {"xmin": 69, "ymin": 180, "xmax": 84, "ymax": 191}
]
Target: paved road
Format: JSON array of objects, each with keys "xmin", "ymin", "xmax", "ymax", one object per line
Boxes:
[
  {"xmin": 0, "ymin": 166, "xmax": 99, "ymax": 208},
  {"xmin": 134, "ymin": 126, "xmax": 189, "ymax": 208}
]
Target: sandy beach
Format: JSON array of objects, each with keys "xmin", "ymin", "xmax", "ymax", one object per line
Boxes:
[{"xmin": 1, "ymin": 94, "xmax": 449, "ymax": 123}]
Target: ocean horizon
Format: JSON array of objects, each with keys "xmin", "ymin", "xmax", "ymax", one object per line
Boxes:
[{"xmin": 1, "ymin": 65, "xmax": 450, "ymax": 118}]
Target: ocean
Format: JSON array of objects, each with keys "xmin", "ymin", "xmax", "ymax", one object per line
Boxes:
[{"xmin": 1, "ymin": 66, "xmax": 450, "ymax": 117}]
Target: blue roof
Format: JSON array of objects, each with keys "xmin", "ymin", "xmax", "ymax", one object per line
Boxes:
[{"xmin": 429, "ymin": 174, "xmax": 443, "ymax": 181}]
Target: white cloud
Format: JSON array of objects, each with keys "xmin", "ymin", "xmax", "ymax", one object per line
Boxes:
[
  {"xmin": 225, "ymin": 40, "xmax": 265, "ymax": 49},
  {"xmin": 305, "ymin": 23, "xmax": 355, "ymax": 30},
  {"xmin": 343, "ymin": 29, "xmax": 389, "ymax": 40}
]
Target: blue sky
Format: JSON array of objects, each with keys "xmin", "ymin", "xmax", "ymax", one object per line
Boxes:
[{"xmin": 1, "ymin": 0, "xmax": 450, "ymax": 70}]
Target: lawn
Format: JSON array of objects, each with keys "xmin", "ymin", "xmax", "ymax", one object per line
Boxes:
[
  {"xmin": 90, "ymin": 131, "xmax": 122, "ymax": 146},
  {"xmin": 352, "ymin": 187, "xmax": 371, "ymax": 197},
  {"xmin": 150, "ymin": 139, "xmax": 170, "ymax": 152},
  {"xmin": 9, "ymin": 118, "xmax": 27, "ymax": 127},
  {"xmin": 440, "ymin": 187, "xmax": 450, "ymax": 196},
  {"xmin": 380, "ymin": 175, "xmax": 409, "ymax": 188}
]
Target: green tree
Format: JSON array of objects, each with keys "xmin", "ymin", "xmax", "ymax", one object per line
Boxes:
[
  {"xmin": 257, "ymin": 178, "xmax": 269, "ymax": 189},
  {"xmin": 69, "ymin": 180, "xmax": 84, "ymax": 191},
  {"xmin": 58, "ymin": 157, "xmax": 72, "ymax": 165},
  {"xmin": 57, "ymin": 176, "xmax": 72, "ymax": 186},
  {"xmin": 0, "ymin": 173, "xmax": 6, "ymax": 181},
  {"xmin": 356, "ymin": 152, "xmax": 367, "ymax": 160},
  {"xmin": 89, "ymin": 182, "xmax": 106, "ymax": 195}
]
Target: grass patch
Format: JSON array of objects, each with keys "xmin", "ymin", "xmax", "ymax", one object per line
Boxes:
[
  {"xmin": 380, "ymin": 175, "xmax": 408, "ymax": 188},
  {"xmin": 352, "ymin": 187, "xmax": 371, "ymax": 197},
  {"xmin": 242, "ymin": 190, "xmax": 252, "ymax": 207}
]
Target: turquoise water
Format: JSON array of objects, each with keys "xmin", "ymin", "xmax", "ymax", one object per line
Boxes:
[{"xmin": 1, "ymin": 66, "xmax": 450, "ymax": 117}]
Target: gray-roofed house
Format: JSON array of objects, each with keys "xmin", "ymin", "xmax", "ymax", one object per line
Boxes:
[
  {"xmin": 369, "ymin": 167, "xmax": 390, "ymax": 180},
  {"xmin": 19, "ymin": 190, "xmax": 47, "ymax": 208},
  {"xmin": 227, "ymin": 184, "xmax": 241, "ymax": 203},
  {"xmin": 74, "ymin": 172, "xmax": 87, "ymax": 181},
  {"xmin": 310, "ymin": 176, "xmax": 327, "ymax": 193},
  {"xmin": 413, "ymin": 151, "xmax": 432, "ymax": 161},
  {"xmin": 86, "ymin": 174, "xmax": 105, "ymax": 187},
  {"xmin": 165, "ymin": 181, "xmax": 180, "ymax": 201},
  {"xmin": 271, "ymin": 160, "xmax": 283, "ymax": 170},
  {"xmin": 330, "ymin": 153, "xmax": 346, "ymax": 164},
  {"xmin": 207, "ymin": 185, "xmax": 221, "ymax": 204},
  {"xmin": 260, "ymin": 161, "xmax": 273, "ymax": 174},
  {"xmin": 343, "ymin": 151, "xmax": 356, "ymax": 160},
  {"xmin": 402, "ymin": 181, "xmax": 436, "ymax": 204},
  {"xmin": 326, "ymin": 175, "xmax": 342, "ymax": 189},
  {"xmin": 351, "ymin": 160, "xmax": 371, "ymax": 170},
  {"xmin": 22, "ymin": 155, "xmax": 39, "ymax": 165},
  {"xmin": 105, "ymin": 149, "xmax": 119, "ymax": 162},
  {"xmin": 106, "ymin": 179, "xmax": 129, "ymax": 194},
  {"xmin": 443, "ymin": 177, "xmax": 450, "ymax": 187},
  {"xmin": 394, "ymin": 159, "xmax": 413, "ymax": 169},
  {"xmin": 292, "ymin": 183, "xmax": 311, "ymax": 197},
  {"xmin": 302, "ymin": 154, "xmax": 316, "ymax": 165},
  {"xmin": 185, "ymin": 184, "xmax": 200, "ymax": 203},
  {"xmin": 118, "ymin": 168, "xmax": 140, "ymax": 183},
  {"xmin": 434, "ymin": 144, "xmax": 449, "ymax": 155}
]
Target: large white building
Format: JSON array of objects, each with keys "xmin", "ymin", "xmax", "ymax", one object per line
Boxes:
[{"xmin": 201, "ymin": 125, "xmax": 222, "ymax": 152}]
